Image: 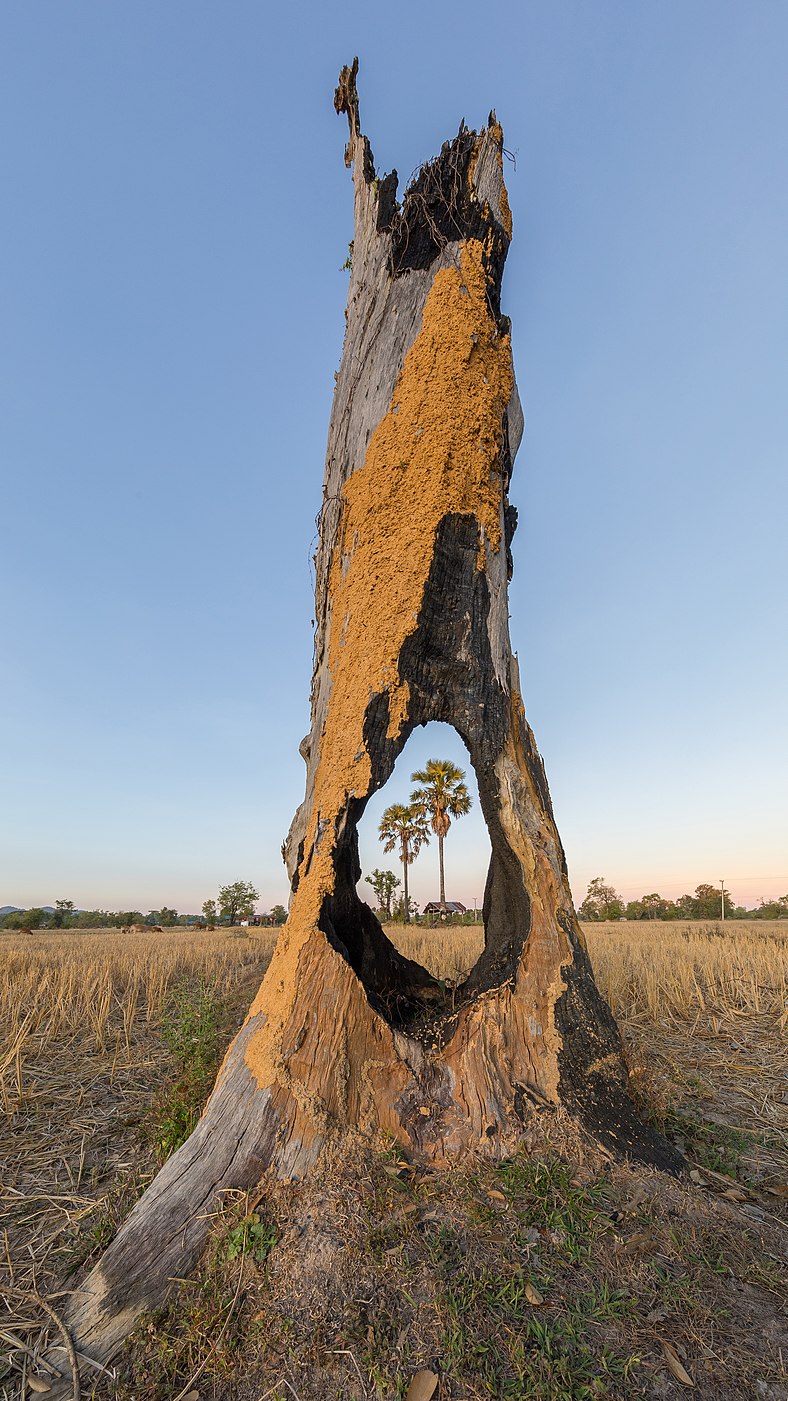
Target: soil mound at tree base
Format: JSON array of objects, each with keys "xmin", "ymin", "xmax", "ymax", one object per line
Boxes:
[{"xmin": 108, "ymin": 1126, "xmax": 786, "ymax": 1401}]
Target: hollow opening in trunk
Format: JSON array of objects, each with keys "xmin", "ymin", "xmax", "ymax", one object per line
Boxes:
[
  {"xmin": 316, "ymin": 719, "xmax": 531, "ymax": 1038},
  {"xmin": 360, "ymin": 721, "xmax": 487, "ymax": 930}
]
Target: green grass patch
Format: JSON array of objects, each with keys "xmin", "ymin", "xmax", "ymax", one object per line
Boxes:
[
  {"xmin": 657, "ymin": 1105, "xmax": 750, "ymax": 1179},
  {"xmin": 440, "ymin": 1262, "xmax": 638, "ymax": 1399},
  {"xmin": 147, "ymin": 976, "xmax": 222, "ymax": 1161},
  {"xmin": 492, "ymin": 1155, "xmax": 608, "ymax": 1263}
]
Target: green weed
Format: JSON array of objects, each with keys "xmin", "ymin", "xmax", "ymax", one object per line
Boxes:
[
  {"xmin": 223, "ymin": 1212, "xmax": 277, "ymax": 1267},
  {"xmin": 147, "ymin": 977, "xmax": 221, "ymax": 1161}
]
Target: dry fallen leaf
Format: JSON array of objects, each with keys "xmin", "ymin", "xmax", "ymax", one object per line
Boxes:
[
  {"xmin": 621, "ymin": 1232, "xmax": 654, "ymax": 1255},
  {"xmin": 765, "ymin": 1183, "xmax": 788, "ymax": 1198},
  {"xmin": 405, "ymin": 1369, "xmax": 438, "ymax": 1401},
  {"xmin": 486, "ymin": 1189, "xmax": 507, "ymax": 1204},
  {"xmin": 662, "ymin": 1340, "xmax": 694, "ymax": 1387},
  {"xmin": 524, "ymin": 1281, "xmax": 544, "ymax": 1305},
  {"xmin": 621, "ymin": 1183, "xmax": 649, "ymax": 1212},
  {"xmin": 27, "ymin": 1380, "xmax": 52, "ymax": 1396},
  {"xmin": 721, "ymin": 1187, "xmax": 748, "ymax": 1202}
]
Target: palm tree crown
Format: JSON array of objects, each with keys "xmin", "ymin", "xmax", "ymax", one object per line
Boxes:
[{"xmin": 410, "ymin": 758, "xmax": 472, "ymax": 904}]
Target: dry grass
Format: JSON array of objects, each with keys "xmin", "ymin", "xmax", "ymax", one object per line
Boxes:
[
  {"xmin": 0, "ymin": 927, "xmax": 277, "ymax": 1065},
  {"xmin": 388, "ymin": 918, "xmax": 787, "ymax": 1023},
  {"xmin": 390, "ymin": 919, "xmax": 787, "ymax": 1188},
  {"xmin": 0, "ymin": 928, "xmax": 275, "ymax": 1308},
  {"xmin": 585, "ymin": 919, "xmax": 786, "ymax": 1023},
  {"xmin": 0, "ymin": 920, "xmax": 785, "ymax": 1398}
]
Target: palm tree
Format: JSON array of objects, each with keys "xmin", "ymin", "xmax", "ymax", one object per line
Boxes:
[
  {"xmin": 378, "ymin": 803, "xmax": 430, "ymax": 924},
  {"xmin": 410, "ymin": 759, "xmax": 472, "ymax": 905}
]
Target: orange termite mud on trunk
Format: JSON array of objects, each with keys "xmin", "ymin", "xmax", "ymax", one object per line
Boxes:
[{"xmin": 49, "ymin": 60, "xmax": 682, "ymax": 1384}]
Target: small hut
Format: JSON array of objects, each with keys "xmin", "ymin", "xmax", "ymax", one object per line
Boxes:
[{"xmin": 423, "ymin": 900, "xmax": 467, "ymax": 923}]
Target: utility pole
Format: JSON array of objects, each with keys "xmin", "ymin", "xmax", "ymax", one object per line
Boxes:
[{"xmin": 720, "ymin": 879, "xmax": 726, "ymax": 922}]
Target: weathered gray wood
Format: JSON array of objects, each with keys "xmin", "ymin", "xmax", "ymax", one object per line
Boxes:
[{"xmin": 62, "ymin": 1014, "xmax": 278, "ymax": 1367}]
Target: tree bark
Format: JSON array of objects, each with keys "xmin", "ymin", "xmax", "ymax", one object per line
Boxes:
[
  {"xmin": 438, "ymin": 833, "xmax": 446, "ymax": 904},
  {"xmin": 52, "ymin": 59, "xmax": 681, "ymax": 1382}
]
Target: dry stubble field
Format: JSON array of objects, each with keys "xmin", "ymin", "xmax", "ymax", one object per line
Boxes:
[{"xmin": 0, "ymin": 921, "xmax": 785, "ymax": 1400}]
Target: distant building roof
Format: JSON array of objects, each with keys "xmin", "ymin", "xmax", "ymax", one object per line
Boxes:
[{"xmin": 423, "ymin": 900, "xmax": 467, "ymax": 914}]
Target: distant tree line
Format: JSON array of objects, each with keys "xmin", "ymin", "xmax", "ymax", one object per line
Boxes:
[
  {"xmin": 578, "ymin": 876, "xmax": 788, "ymax": 922},
  {"xmin": 1, "ymin": 881, "xmax": 290, "ymax": 931},
  {"xmin": 0, "ymin": 902, "xmax": 182, "ymax": 931}
]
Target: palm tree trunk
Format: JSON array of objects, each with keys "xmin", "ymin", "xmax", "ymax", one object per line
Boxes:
[
  {"xmin": 403, "ymin": 853, "xmax": 410, "ymax": 923},
  {"xmin": 438, "ymin": 833, "xmax": 446, "ymax": 904}
]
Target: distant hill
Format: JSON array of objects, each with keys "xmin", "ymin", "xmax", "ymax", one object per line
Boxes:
[{"xmin": 0, "ymin": 905, "xmax": 56, "ymax": 916}]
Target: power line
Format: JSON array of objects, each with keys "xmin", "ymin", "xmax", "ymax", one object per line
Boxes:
[{"xmin": 573, "ymin": 874, "xmax": 788, "ymax": 884}]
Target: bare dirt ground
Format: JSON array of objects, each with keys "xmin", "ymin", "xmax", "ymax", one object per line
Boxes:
[{"xmin": 0, "ymin": 923, "xmax": 785, "ymax": 1400}]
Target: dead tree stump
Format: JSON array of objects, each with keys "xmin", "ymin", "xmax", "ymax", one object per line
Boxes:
[{"xmin": 59, "ymin": 60, "xmax": 680, "ymax": 1375}]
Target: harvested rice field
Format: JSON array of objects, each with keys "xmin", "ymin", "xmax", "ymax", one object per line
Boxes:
[{"xmin": 0, "ymin": 921, "xmax": 785, "ymax": 1400}]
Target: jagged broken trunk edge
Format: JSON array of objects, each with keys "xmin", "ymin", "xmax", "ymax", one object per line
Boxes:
[{"xmin": 56, "ymin": 61, "xmax": 681, "ymax": 1381}]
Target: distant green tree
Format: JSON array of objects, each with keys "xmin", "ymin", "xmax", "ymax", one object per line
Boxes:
[
  {"xmin": 578, "ymin": 877, "xmax": 624, "ymax": 922},
  {"xmin": 202, "ymin": 899, "xmax": 218, "ymax": 924},
  {"xmin": 50, "ymin": 899, "xmax": 75, "ymax": 928},
  {"xmin": 693, "ymin": 884, "xmax": 718, "ymax": 919},
  {"xmin": 692, "ymin": 884, "xmax": 734, "ymax": 919},
  {"xmin": 675, "ymin": 894, "xmax": 696, "ymax": 919},
  {"xmin": 379, "ymin": 804, "xmax": 429, "ymax": 925},
  {"xmin": 218, "ymin": 881, "xmax": 259, "ymax": 925},
  {"xmin": 147, "ymin": 907, "xmax": 178, "ymax": 927},
  {"xmin": 2, "ymin": 909, "xmax": 41, "ymax": 930},
  {"xmin": 269, "ymin": 904, "xmax": 288, "ymax": 925},
  {"xmin": 392, "ymin": 894, "xmax": 420, "ymax": 923},
  {"xmin": 365, "ymin": 868, "xmax": 400, "ymax": 919},
  {"xmin": 410, "ymin": 759, "xmax": 472, "ymax": 904},
  {"xmin": 625, "ymin": 893, "xmax": 675, "ymax": 920},
  {"xmin": 754, "ymin": 894, "xmax": 788, "ymax": 920}
]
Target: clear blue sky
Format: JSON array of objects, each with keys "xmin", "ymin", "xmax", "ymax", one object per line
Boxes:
[{"xmin": 2, "ymin": 2, "xmax": 786, "ymax": 915}]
